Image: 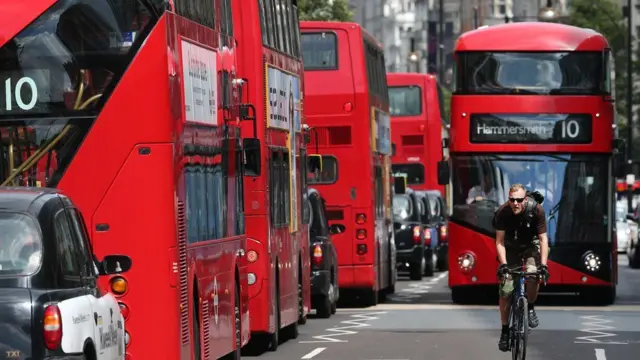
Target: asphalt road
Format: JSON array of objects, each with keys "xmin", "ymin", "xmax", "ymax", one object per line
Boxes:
[{"xmin": 243, "ymin": 255, "xmax": 640, "ymax": 360}]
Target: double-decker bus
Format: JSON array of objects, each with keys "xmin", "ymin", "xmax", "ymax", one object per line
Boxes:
[
  {"xmin": 388, "ymin": 73, "xmax": 448, "ymax": 196},
  {"xmin": 300, "ymin": 21, "xmax": 396, "ymax": 306},
  {"xmin": 0, "ymin": 0, "xmax": 258, "ymax": 358},
  {"xmin": 232, "ymin": 0, "xmax": 310, "ymax": 351},
  {"xmin": 443, "ymin": 22, "xmax": 625, "ymax": 305}
]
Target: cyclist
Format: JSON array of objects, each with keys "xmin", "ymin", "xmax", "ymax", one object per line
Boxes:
[{"xmin": 494, "ymin": 183, "xmax": 550, "ymax": 352}]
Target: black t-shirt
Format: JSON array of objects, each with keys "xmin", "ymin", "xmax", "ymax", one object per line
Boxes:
[{"xmin": 494, "ymin": 202, "xmax": 547, "ymax": 248}]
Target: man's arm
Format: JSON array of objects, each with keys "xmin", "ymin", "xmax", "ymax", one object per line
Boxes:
[
  {"xmin": 495, "ymin": 208, "xmax": 507, "ymax": 264},
  {"xmin": 535, "ymin": 204, "xmax": 549, "ymax": 265},
  {"xmin": 496, "ymin": 230, "xmax": 507, "ymax": 265}
]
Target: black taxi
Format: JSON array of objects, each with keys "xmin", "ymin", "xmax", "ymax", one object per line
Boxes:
[{"xmin": 0, "ymin": 187, "xmax": 131, "ymax": 360}]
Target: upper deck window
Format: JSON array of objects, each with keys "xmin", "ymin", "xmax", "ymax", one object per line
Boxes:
[
  {"xmin": 258, "ymin": 0, "xmax": 301, "ymax": 58},
  {"xmin": 389, "ymin": 86, "xmax": 422, "ymax": 116},
  {"xmin": 0, "ymin": 213, "xmax": 42, "ymax": 277},
  {"xmin": 455, "ymin": 51, "xmax": 605, "ymax": 95},
  {"xmin": 301, "ymin": 32, "xmax": 338, "ymax": 70},
  {"xmin": 0, "ymin": 0, "xmax": 155, "ymax": 118}
]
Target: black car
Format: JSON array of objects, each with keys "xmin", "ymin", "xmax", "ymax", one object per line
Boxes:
[
  {"xmin": 412, "ymin": 191, "xmax": 439, "ymax": 277},
  {"xmin": 0, "ymin": 187, "xmax": 132, "ymax": 360},
  {"xmin": 419, "ymin": 190, "xmax": 449, "ymax": 271},
  {"xmin": 393, "ymin": 188, "xmax": 427, "ymax": 280},
  {"xmin": 305, "ymin": 188, "xmax": 339, "ymax": 318}
]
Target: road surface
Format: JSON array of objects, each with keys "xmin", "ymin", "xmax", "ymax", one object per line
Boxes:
[{"xmin": 244, "ymin": 255, "xmax": 640, "ymax": 360}]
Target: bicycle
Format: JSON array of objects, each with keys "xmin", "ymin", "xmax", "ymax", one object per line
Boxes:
[{"xmin": 500, "ymin": 262, "xmax": 546, "ymax": 360}]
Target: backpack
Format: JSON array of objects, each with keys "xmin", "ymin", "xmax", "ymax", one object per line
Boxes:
[{"xmin": 493, "ymin": 190, "xmax": 544, "ymax": 229}]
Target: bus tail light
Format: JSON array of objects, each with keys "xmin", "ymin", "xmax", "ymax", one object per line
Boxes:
[
  {"xmin": 110, "ymin": 276, "xmax": 128, "ymax": 295},
  {"xmin": 458, "ymin": 253, "xmax": 475, "ymax": 273},
  {"xmin": 125, "ymin": 331, "xmax": 131, "ymax": 347},
  {"xmin": 43, "ymin": 304, "xmax": 62, "ymax": 350},
  {"xmin": 439, "ymin": 225, "xmax": 448, "ymax": 242},
  {"xmin": 247, "ymin": 250, "xmax": 258, "ymax": 263},
  {"xmin": 313, "ymin": 245, "xmax": 323, "ymax": 265},
  {"xmin": 424, "ymin": 228, "xmax": 432, "ymax": 247},
  {"xmin": 412, "ymin": 226, "xmax": 421, "ymax": 244},
  {"xmin": 119, "ymin": 302, "xmax": 130, "ymax": 320},
  {"xmin": 356, "ymin": 244, "xmax": 367, "ymax": 255},
  {"xmin": 355, "ymin": 213, "xmax": 366, "ymax": 224},
  {"xmin": 356, "ymin": 229, "xmax": 366, "ymax": 240},
  {"xmin": 343, "ymin": 102, "xmax": 353, "ymax": 112}
]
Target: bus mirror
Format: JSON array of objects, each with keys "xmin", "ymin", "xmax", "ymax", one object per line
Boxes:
[
  {"xmin": 394, "ymin": 176, "xmax": 407, "ymax": 194},
  {"xmin": 392, "ymin": 143, "xmax": 397, "ymax": 156},
  {"xmin": 437, "ymin": 160, "xmax": 450, "ymax": 185},
  {"xmin": 308, "ymin": 154, "xmax": 323, "ymax": 173},
  {"xmin": 442, "ymin": 138, "xmax": 450, "ymax": 148},
  {"xmin": 243, "ymin": 138, "xmax": 261, "ymax": 177}
]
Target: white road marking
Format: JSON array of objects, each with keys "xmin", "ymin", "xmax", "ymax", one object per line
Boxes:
[
  {"xmin": 299, "ymin": 312, "xmax": 386, "ymax": 344},
  {"xmin": 595, "ymin": 348, "xmax": 606, "ymax": 360},
  {"xmin": 337, "ymin": 304, "xmax": 640, "ymax": 311},
  {"xmin": 574, "ymin": 315, "xmax": 627, "ymax": 345},
  {"xmin": 301, "ymin": 347, "xmax": 326, "ymax": 359}
]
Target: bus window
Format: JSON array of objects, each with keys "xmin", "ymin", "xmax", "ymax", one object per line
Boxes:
[
  {"xmin": 392, "ymin": 163, "xmax": 425, "ymax": 185},
  {"xmin": 389, "ymin": 86, "xmax": 422, "ymax": 116},
  {"xmin": 301, "ymin": 32, "xmax": 338, "ymax": 70},
  {"xmin": 308, "ymin": 155, "xmax": 338, "ymax": 184}
]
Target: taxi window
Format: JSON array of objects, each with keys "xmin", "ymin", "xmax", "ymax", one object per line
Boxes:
[
  {"xmin": 67, "ymin": 209, "xmax": 95, "ymax": 277},
  {"xmin": 54, "ymin": 211, "xmax": 81, "ymax": 277},
  {"xmin": 0, "ymin": 213, "xmax": 43, "ymax": 276}
]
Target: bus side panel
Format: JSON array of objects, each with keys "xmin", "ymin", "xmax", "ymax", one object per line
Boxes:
[{"xmin": 93, "ymin": 143, "xmax": 179, "ymax": 359}]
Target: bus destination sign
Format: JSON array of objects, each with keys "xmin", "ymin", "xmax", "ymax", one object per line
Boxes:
[{"xmin": 470, "ymin": 113, "xmax": 592, "ymax": 144}]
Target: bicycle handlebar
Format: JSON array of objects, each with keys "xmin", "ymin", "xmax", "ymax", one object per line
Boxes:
[{"xmin": 500, "ymin": 269, "xmax": 548, "ymax": 286}]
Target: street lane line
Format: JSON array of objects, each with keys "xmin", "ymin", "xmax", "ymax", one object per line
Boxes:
[
  {"xmin": 595, "ymin": 348, "xmax": 606, "ymax": 360},
  {"xmin": 301, "ymin": 347, "xmax": 326, "ymax": 359}
]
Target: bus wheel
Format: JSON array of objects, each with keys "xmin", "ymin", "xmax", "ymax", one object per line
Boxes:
[
  {"xmin": 298, "ymin": 264, "xmax": 307, "ymax": 325},
  {"xmin": 361, "ymin": 288, "xmax": 379, "ymax": 307},
  {"xmin": 582, "ymin": 286, "xmax": 616, "ymax": 306},
  {"xmin": 193, "ymin": 295, "xmax": 202, "ymax": 359},
  {"xmin": 268, "ymin": 270, "xmax": 280, "ymax": 352},
  {"xmin": 451, "ymin": 287, "xmax": 472, "ymax": 304},
  {"xmin": 228, "ymin": 281, "xmax": 242, "ymax": 359},
  {"xmin": 410, "ymin": 258, "xmax": 424, "ymax": 281}
]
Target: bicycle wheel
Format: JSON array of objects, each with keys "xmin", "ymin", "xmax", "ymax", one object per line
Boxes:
[
  {"xmin": 510, "ymin": 297, "xmax": 520, "ymax": 360},
  {"xmin": 516, "ymin": 297, "xmax": 529, "ymax": 360}
]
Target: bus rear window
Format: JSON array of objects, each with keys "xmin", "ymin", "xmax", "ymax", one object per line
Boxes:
[
  {"xmin": 301, "ymin": 32, "xmax": 337, "ymax": 70},
  {"xmin": 0, "ymin": 213, "xmax": 42, "ymax": 277},
  {"xmin": 392, "ymin": 164, "xmax": 425, "ymax": 185},
  {"xmin": 455, "ymin": 51, "xmax": 604, "ymax": 95},
  {"xmin": 389, "ymin": 86, "xmax": 422, "ymax": 116},
  {"xmin": 308, "ymin": 155, "xmax": 338, "ymax": 184}
]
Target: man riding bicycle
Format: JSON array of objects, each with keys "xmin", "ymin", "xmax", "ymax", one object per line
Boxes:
[{"xmin": 494, "ymin": 184, "xmax": 550, "ymax": 352}]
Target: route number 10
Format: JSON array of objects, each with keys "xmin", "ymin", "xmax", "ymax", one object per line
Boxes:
[
  {"xmin": 4, "ymin": 77, "xmax": 38, "ymax": 111},
  {"xmin": 560, "ymin": 119, "xmax": 580, "ymax": 139}
]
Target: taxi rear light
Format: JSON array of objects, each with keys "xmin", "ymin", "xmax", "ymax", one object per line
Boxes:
[
  {"xmin": 413, "ymin": 226, "xmax": 421, "ymax": 244},
  {"xmin": 119, "ymin": 302, "xmax": 130, "ymax": 320},
  {"xmin": 356, "ymin": 229, "xmax": 366, "ymax": 240},
  {"xmin": 313, "ymin": 245, "xmax": 323, "ymax": 265},
  {"xmin": 440, "ymin": 225, "xmax": 448, "ymax": 241},
  {"xmin": 110, "ymin": 276, "xmax": 128, "ymax": 295},
  {"xmin": 424, "ymin": 228, "xmax": 432, "ymax": 246},
  {"xmin": 43, "ymin": 304, "xmax": 62, "ymax": 350}
]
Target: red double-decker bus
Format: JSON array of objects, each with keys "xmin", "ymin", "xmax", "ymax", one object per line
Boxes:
[
  {"xmin": 444, "ymin": 22, "xmax": 625, "ymax": 305},
  {"xmin": 300, "ymin": 21, "xmax": 396, "ymax": 306},
  {"xmin": 232, "ymin": 0, "xmax": 311, "ymax": 351},
  {"xmin": 388, "ymin": 73, "xmax": 448, "ymax": 195},
  {"xmin": 0, "ymin": 1, "xmax": 258, "ymax": 358}
]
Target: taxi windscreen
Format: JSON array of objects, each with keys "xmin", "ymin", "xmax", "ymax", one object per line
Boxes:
[{"xmin": 0, "ymin": 213, "xmax": 42, "ymax": 276}]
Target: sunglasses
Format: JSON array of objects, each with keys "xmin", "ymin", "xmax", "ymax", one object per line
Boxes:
[{"xmin": 509, "ymin": 197, "xmax": 525, "ymax": 203}]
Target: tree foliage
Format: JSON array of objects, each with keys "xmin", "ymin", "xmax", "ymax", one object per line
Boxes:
[{"xmin": 297, "ymin": 0, "xmax": 353, "ymax": 22}]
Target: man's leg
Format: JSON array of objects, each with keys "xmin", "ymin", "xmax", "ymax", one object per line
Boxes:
[
  {"xmin": 498, "ymin": 276, "xmax": 513, "ymax": 351},
  {"xmin": 525, "ymin": 251, "xmax": 541, "ymax": 328}
]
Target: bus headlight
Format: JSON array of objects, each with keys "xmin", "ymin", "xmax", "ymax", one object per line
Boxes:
[
  {"xmin": 583, "ymin": 251, "xmax": 601, "ymax": 272},
  {"xmin": 458, "ymin": 252, "xmax": 475, "ymax": 273}
]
